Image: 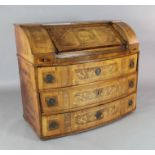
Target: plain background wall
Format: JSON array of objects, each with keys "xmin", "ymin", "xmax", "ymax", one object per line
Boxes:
[{"xmin": 0, "ymin": 5, "xmax": 155, "ymax": 89}]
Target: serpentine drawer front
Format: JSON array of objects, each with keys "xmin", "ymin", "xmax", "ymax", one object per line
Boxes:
[
  {"xmin": 42, "ymin": 93, "xmax": 136, "ymax": 138},
  {"xmin": 40, "ymin": 73, "xmax": 137, "ymax": 114},
  {"xmin": 38, "ymin": 54, "xmax": 137, "ymax": 90},
  {"xmin": 15, "ymin": 21, "xmax": 139, "ymax": 139}
]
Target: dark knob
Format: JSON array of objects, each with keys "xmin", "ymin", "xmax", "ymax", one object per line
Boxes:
[
  {"xmin": 129, "ymin": 60, "xmax": 135, "ymax": 68},
  {"xmin": 95, "ymin": 68, "xmax": 101, "ymax": 76},
  {"xmin": 95, "ymin": 111, "xmax": 102, "ymax": 120},
  {"xmin": 49, "ymin": 121, "xmax": 59, "ymax": 130},
  {"xmin": 129, "ymin": 80, "xmax": 134, "ymax": 88},
  {"xmin": 46, "ymin": 97, "xmax": 57, "ymax": 106},
  {"xmin": 44, "ymin": 74, "xmax": 54, "ymax": 83},
  {"xmin": 128, "ymin": 99, "xmax": 133, "ymax": 106}
]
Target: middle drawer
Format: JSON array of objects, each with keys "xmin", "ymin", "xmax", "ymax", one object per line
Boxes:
[{"xmin": 40, "ymin": 73, "xmax": 137, "ymax": 114}]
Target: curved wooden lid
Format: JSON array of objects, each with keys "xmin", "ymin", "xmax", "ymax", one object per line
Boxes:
[
  {"xmin": 44, "ymin": 23, "xmax": 123, "ymax": 52},
  {"xmin": 15, "ymin": 21, "xmax": 139, "ymax": 55}
]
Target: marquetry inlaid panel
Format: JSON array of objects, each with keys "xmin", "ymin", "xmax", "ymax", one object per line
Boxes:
[
  {"xmin": 23, "ymin": 26, "xmax": 56, "ymax": 54},
  {"xmin": 38, "ymin": 54, "xmax": 137, "ymax": 90},
  {"xmin": 45, "ymin": 23, "xmax": 122, "ymax": 52},
  {"xmin": 71, "ymin": 93, "xmax": 136, "ymax": 130}
]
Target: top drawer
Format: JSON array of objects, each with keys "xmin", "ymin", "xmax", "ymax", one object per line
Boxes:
[{"xmin": 37, "ymin": 54, "xmax": 137, "ymax": 90}]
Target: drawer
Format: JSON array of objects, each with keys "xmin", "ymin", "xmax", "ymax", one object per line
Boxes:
[
  {"xmin": 42, "ymin": 93, "xmax": 136, "ymax": 137},
  {"xmin": 40, "ymin": 73, "xmax": 137, "ymax": 114},
  {"xmin": 38, "ymin": 54, "xmax": 137, "ymax": 90}
]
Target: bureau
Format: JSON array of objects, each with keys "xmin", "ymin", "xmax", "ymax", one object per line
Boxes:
[{"xmin": 15, "ymin": 21, "xmax": 139, "ymax": 139}]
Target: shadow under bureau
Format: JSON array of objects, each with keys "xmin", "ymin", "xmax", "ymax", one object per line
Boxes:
[{"xmin": 15, "ymin": 21, "xmax": 139, "ymax": 139}]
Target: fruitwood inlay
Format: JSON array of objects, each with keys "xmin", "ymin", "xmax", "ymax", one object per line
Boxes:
[
  {"xmin": 74, "ymin": 101, "xmax": 120, "ymax": 125},
  {"xmin": 74, "ymin": 85, "xmax": 119, "ymax": 104},
  {"xmin": 45, "ymin": 24, "xmax": 122, "ymax": 52},
  {"xmin": 64, "ymin": 113, "xmax": 71, "ymax": 131},
  {"xmin": 75, "ymin": 63, "xmax": 118, "ymax": 80},
  {"xmin": 23, "ymin": 26, "xmax": 56, "ymax": 54},
  {"xmin": 71, "ymin": 93, "xmax": 136, "ymax": 130}
]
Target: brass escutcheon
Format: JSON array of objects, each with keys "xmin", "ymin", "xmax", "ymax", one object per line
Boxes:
[
  {"xmin": 129, "ymin": 80, "xmax": 134, "ymax": 88},
  {"xmin": 95, "ymin": 67, "xmax": 101, "ymax": 76},
  {"xmin": 49, "ymin": 121, "xmax": 59, "ymax": 130},
  {"xmin": 128, "ymin": 99, "xmax": 133, "ymax": 106}
]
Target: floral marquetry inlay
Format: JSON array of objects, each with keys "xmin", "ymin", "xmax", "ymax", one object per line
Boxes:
[
  {"xmin": 46, "ymin": 24, "xmax": 122, "ymax": 52},
  {"xmin": 73, "ymin": 81, "xmax": 127, "ymax": 106},
  {"xmin": 74, "ymin": 86, "xmax": 116, "ymax": 103},
  {"xmin": 75, "ymin": 63, "xmax": 118, "ymax": 80},
  {"xmin": 74, "ymin": 103, "xmax": 120, "ymax": 125}
]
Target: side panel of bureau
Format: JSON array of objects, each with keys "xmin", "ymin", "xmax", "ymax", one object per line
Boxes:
[
  {"xmin": 41, "ymin": 93, "xmax": 136, "ymax": 138},
  {"xmin": 40, "ymin": 73, "xmax": 137, "ymax": 114},
  {"xmin": 17, "ymin": 58, "xmax": 41, "ymax": 137},
  {"xmin": 37, "ymin": 54, "xmax": 137, "ymax": 90}
]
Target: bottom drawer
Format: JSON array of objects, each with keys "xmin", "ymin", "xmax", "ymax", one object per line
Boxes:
[{"xmin": 42, "ymin": 93, "xmax": 136, "ymax": 138}]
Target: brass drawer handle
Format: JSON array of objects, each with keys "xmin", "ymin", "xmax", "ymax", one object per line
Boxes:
[
  {"xmin": 46, "ymin": 97, "xmax": 57, "ymax": 106},
  {"xmin": 95, "ymin": 110, "xmax": 102, "ymax": 120},
  {"xmin": 129, "ymin": 80, "xmax": 134, "ymax": 88},
  {"xmin": 49, "ymin": 121, "xmax": 59, "ymax": 130},
  {"xmin": 129, "ymin": 59, "xmax": 135, "ymax": 68},
  {"xmin": 95, "ymin": 67, "xmax": 101, "ymax": 76},
  {"xmin": 44, "ymin": 74, "xmax": 54, "ymax": 83},
  {"xmin": 128, "ymin": 99, "xmax": 133, "ymax": 106}
]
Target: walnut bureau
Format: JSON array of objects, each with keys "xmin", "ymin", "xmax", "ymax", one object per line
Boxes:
[{"xmin": 15, "ymin": 21, "xmax": 139, "ymax": 139}]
